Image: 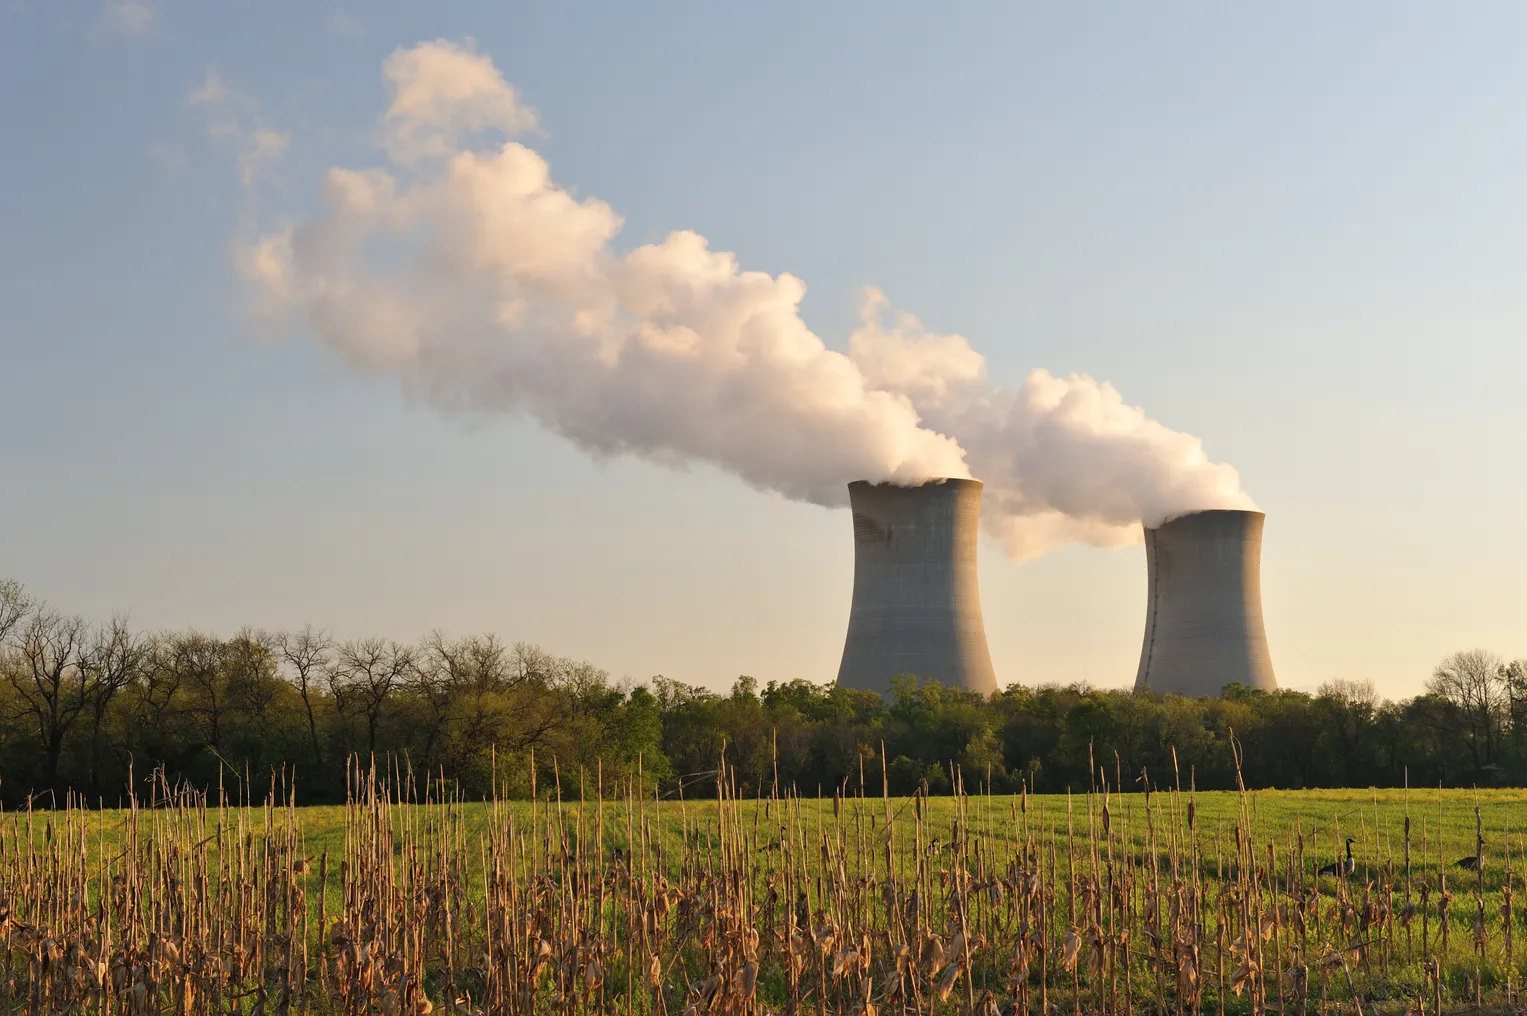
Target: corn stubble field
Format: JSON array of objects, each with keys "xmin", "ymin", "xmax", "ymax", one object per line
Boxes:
[{"xmin": 5, "ymin": 753, "xmax": 1527, "ymax": 1015}]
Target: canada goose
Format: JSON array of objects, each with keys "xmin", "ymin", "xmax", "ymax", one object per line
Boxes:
[
  {"xmin": 1318, "ymin": 837, "xmax": 1357, "ymax": 878},
  {"xmin": 1455, "ymin": 837, "xmax": 1486, "ymax": 872}
]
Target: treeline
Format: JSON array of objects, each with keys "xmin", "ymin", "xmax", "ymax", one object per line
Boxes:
[{"xmin": 0, "ymin": 578, "xmax": 1523, "ymax": 805}]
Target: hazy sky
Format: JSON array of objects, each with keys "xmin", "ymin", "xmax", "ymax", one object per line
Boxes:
[{"xmin": 2, "ymin": 2, "xmax": 1523, "ymax": 700}]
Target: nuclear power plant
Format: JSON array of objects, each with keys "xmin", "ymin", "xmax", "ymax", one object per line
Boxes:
[
  {"xmin": 832, "ymin": 485, "xmax": 1277, "ymax": 700},
  {"xmin": 1133, "ymin": 508, "xmax": 1277, "ymax": 697},
  {"xmin": 836, "ymin": 479, "xmax": 998, "ymax": 698}
]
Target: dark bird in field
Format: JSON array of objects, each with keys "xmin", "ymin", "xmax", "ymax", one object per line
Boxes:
[
  {"xmin": 1455, "ymin": 837, "xmax": 1486, "ymax": 872},
  {"xmin": 1318, "ymin": 837, "xmax": 1356, "ymax": 878}
]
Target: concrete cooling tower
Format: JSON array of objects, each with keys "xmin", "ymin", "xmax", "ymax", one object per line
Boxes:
[
  {"xmin": 836, "ymin": 478, "xmax": 998, "ymax": 698},
  {"xmin": 1134, "ymin": 508, "xmax": 1277, "ymax": 698}
]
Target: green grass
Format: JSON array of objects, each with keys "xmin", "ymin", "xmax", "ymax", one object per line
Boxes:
[{"xmin": 11, "ymin": 785, "xmax": 1526, "ymax": 892}]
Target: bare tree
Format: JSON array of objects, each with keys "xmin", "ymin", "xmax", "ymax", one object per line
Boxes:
[
  {"xmin": 415, "ymin": 632, "xmax": 523, "ymax": 774},
  {"xmin": 169, "ymin": 634, "xmax": 229, "ymax": 750},
  {"xmin": 1319, "ymin": 678, "xmax": 1378, "ymax": 711},
  {"xmin": 223, "ymin": 628, "xmax": 284, "ymax": 729},
  {"xmin": 2, "ymin": 607, "xmax": 91, "ymax": 791},
  {"xmin": 0, "ymin": 578, "xmax": 32, "ymax": 644},
  {"xmin": 511, "ymin": 642, "xmax": 559, "ymax": 689},
  {"xmin": 131, "ymin": 634, "xmax": 182, "ymax": 750},
  {"xmin": 277, "ymin": 625, "xmax": 332, "ymax": 769},
  {"xmin": 461, "ymin": 633, "xmax": 512, "ymax": 693},
  {"xmin": 1428, "ymin": 648, "xmax": 1506, "ymax": 773},
  {"xmin": 332, "ymin": 637, "xmax": 414, "ymax": 758},
  {"xmin": 81, "ymin": 616, "xmax": 150, "ymax": 796},
  {"xmin": 414, "ymin": 632, "xmax": 463, "ymax": 770}
]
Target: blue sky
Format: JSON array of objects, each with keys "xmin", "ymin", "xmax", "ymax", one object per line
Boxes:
[{"xmin": 1, "ymin": 1, "xmax": 1523, "ymax": 697}]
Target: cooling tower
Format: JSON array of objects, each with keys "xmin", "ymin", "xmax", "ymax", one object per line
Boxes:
[
  {"xmin": 836, "ymin": 478, "xmax": 998, "ymax": 698},
  {"xmin": 1134, "ymin": 508, "xmax": 1277, "ymax": 698}
]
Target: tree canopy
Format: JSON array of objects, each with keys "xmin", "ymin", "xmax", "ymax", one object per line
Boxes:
[{"xmin": 0, "ymin": 579, "xmax": 1521, "ymax": 804}]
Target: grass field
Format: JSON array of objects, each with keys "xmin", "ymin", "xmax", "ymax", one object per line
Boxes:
[
  {"xmin": 5, "ymin": 774, "xmax": 1527, "ymax": 1013},
  {"xmin": 16, "ymin": 784, "xmax": 1526, "ymax": 889}
]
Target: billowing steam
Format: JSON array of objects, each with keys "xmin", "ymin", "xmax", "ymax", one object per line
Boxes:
[
  {"xmin": 241, "ymin": 40, "xmax": 1255, "ymax": 560},
  {"xmin": 848, "ymin": 291, "xmax": 1256, "ymax": 559}
]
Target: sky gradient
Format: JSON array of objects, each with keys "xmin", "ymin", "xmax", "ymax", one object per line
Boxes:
[{"xmin": 1, "ymin": 2, "xmax": 1523, "ymax": 698}]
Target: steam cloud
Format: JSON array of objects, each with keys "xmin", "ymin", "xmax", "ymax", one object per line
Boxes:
[{"xmin": 242, "ymin": 40, "xmax": 1255, "ymax": 560}]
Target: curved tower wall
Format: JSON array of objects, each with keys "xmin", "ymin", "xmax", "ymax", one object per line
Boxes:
[
  {"xmin": 836, "ymin": 478, "xmax": 998, "ymax": 697},
  {"xmin": 1134, "ymin": 508, "xmax": 1277, "ymax": 697}
]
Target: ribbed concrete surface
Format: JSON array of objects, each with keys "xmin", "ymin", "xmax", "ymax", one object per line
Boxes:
[
  {"xmin": 836, "ymin": 479, "xmax": 998, "ymax": 698},
  {"xmin": 1134, "ymin": 508, "xmax": 1277, "ymax": 698}
]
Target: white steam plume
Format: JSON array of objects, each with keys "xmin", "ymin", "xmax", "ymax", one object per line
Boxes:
[
  {"xmin": 849, "ymin": 290, "xmax": 1256, "ymax": 559},
  {"xmin": 241, "ymin": 40, "xmax": 1254, "ymax": 556},
  {"xmin": 243, "ymin": 40, "xmax": 968, "ymax": 505}
]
